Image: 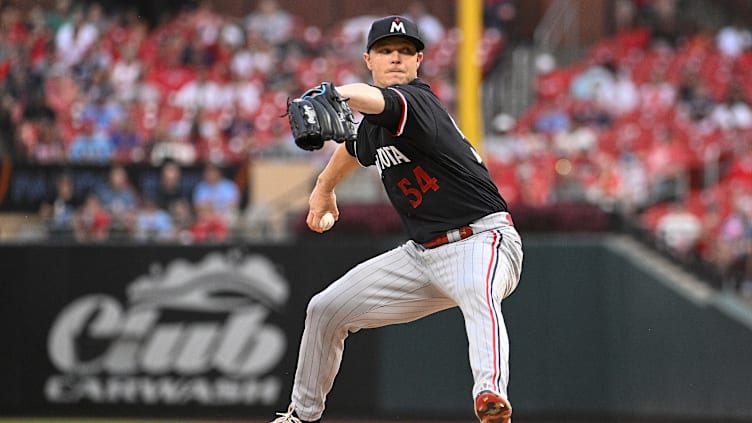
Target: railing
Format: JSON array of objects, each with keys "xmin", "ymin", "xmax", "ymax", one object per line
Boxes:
[
  {"xmin": 482, "ymin": 0, "xmax": 583, "ymax": 131},
  {"xmin": 533, "ymin": 0, "xmax": 580, "ymax": 52}
]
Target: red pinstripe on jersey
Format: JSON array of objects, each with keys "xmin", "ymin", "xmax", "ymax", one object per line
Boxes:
[
  {"xmin": 484, "ymin": 230, "xmax": 503, "ymax": 393},
  {"xmin": 387, "ymin": 87, "xmax": 408, "ymax": 136}
]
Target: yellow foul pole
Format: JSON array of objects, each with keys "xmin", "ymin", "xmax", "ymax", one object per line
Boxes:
[{"xmin": 457, "ymin": 0, "xmax": 483, "ymax": 153}]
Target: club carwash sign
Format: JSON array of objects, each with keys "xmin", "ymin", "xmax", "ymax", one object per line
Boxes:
[{"xmin": 45, "ymin": 251, "xmax": 288, "ymax": 405}]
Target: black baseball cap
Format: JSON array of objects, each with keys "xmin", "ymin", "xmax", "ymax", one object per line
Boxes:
[{"xmin": 366, "ymin": 15, "xmax": 425, "ymax": 52}]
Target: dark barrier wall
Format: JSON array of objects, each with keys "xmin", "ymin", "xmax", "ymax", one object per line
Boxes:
[
  {"xmin": 1, "ymin": 236, "xmax": 752, "ymax": 420},
  {"xmin": 378, "ymin": 236, "xmax": 752, "ymax": 421},
  {"xmin": 0, "ymin": 239, "xmax": 388, "ymax": 419}
]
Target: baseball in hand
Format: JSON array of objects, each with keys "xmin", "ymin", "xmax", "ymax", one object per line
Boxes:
[{"xmin": 319, "ymin": 212, "xmax": 335, "ymax": 231}]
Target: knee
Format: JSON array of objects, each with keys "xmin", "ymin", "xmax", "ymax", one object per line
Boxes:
[
  {"xmin": 305, "ymin": 291, "xmax": 330, "ymax": 319},
  {"xmin": 305, "ymin": 291, "xmax": 346, "ymax": 324},
  {"xmin": 305, "ymin": 291, "xmax": 357, "ymax": 333}
]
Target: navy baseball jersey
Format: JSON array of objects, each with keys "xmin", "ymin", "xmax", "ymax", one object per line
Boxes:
[{"xmin": 345, "ymin": 78, "xmax": 508, "ymax": 243}]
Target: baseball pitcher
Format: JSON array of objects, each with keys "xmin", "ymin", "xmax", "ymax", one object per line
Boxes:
[{"xmin": 276, "ymin": 15, "xmax": 523, "ymax": 423}]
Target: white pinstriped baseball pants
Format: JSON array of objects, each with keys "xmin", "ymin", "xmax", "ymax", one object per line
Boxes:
[{"xmin": 291, "ymin": 212, "xmax": 523, "ymax": 421}]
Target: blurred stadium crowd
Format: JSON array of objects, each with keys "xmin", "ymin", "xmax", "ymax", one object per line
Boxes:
[
  {"xmin": 1, "ymin": 0, "xmax": 751, "ymax": 294},
  {"xmin": 484, "ymin": 0, "xmax": 752, "ymax": 293},
  {"xmin": 0, "ymin": 0, "xmax": 505, "ymax": 242},
  {"xmin": 0, "ymin": 0, "xmax": 505, "ymax": 165}
]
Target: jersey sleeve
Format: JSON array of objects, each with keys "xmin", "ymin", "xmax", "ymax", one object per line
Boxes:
[
  {"xmin": 345, "ymin": 123, "xmax": 376, "ymax": 166},
  {"xmin": 362, "ymin": 87, "xmax": 408, "ymax": 136},
  {"xmin": 362, "ymin": 85, "xmax": 435, "ymax": 140}
]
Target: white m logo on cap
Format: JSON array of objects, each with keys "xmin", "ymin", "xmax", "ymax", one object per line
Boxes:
[{"xmin": 390, "ymin": 21, "xmax": 406, "ymax": 34}]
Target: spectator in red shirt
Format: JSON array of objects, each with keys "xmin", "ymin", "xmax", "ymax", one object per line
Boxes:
[
  {"xmin": 723, "ymin": 143, "xmax": 752, "ymax": 190},
  {"xmin": 191, "ymin": 203, "xmax": 229, "ymax": 242},
  {"xmin": 74, "ymin": 192, "xmax": 111, "ymax": 242}
]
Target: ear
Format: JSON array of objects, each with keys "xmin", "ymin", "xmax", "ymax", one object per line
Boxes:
[
  {"xmin": 416, "ymin": 51, "xmax": 424, "ymax": 68},
  {"xmin": 363, "ymin": 52, "xmax": 373, "ymax": 71}
]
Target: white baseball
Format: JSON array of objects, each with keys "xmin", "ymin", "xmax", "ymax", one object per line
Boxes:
[{"xmin": 319, "ymin": 212, "xmax": 335, "ymax": 231}]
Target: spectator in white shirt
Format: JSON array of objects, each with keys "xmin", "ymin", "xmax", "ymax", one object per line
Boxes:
[
  {"xmin": 405, "ymin": 2, "xmax": 445, "ymax": 47},
  {"xmin": 55, "ymin": 6, "xmax": 99, "ymax": 69},
  {"xmin": 656, "ymin": 200, "xmax": 703, "ymax": 256},
  {"xmin": 110, "ymin": 47, "xmax": 142, "ymax": 102},
  {"xmin": 244, "ymin": 0, "xmax": 293, "ymax": 45},
  {"xmin": 173, "ymin": 67, "xmax": 224, "ymax": 112},
  {"xmin": 716, "ymin": 21, "xmax": 752, "ymax": 58},
  {"xmin": 711, "ymin": 85, "xmax": 752, "ymax": 131}
]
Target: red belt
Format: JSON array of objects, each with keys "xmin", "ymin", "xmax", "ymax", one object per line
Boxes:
[
  {"xmin": 423, "ymin": 225, "xmax": 474, "ymax": 249},
  {"xmin": 421, "ymin": 213, "xmax": 514, "ymax": 249}
]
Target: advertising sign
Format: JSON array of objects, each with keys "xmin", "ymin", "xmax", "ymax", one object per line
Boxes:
[
  {"xmin": 0, "ymin": 242, "xmax": 382, "ymax": 417},
  {"xmin": 45, "ymin": 251, "xmax": 287, "ymax": 406}
]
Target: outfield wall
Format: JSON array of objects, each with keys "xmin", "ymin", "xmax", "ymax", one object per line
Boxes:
[{"xmin": 1, "ymin": 235, "xmax": 750, "ymax": 421}]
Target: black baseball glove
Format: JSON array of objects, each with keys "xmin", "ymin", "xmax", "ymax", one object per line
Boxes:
[{"xmin": 285, "ymin": 82, "xmax": 357, "ymax": 151}]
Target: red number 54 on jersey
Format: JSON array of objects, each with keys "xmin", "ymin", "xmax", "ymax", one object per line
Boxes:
[{"xmin": 397, "ymin": 166, "xmax": 440, "ymax": 208}]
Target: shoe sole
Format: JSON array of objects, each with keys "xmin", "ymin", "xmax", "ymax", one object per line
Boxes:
[{"xmin": 475, "ymin": 391, "xmax": 512, "ymax": 423}]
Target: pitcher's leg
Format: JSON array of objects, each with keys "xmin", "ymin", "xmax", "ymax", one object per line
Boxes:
[
  {"xmin": 471, "ymin": 228, "xmax": 521, "ymax": 397},
  {"xmin": 429, "ymin": 229, "xmax": 522, "ymax": 400},
  {"xmin": 468, "ymin": 303, "xmax": 511, "ymax": 397},
  {"xmin": 291, "ymin": 243, "xmax": 454, "ymax": 421}
]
